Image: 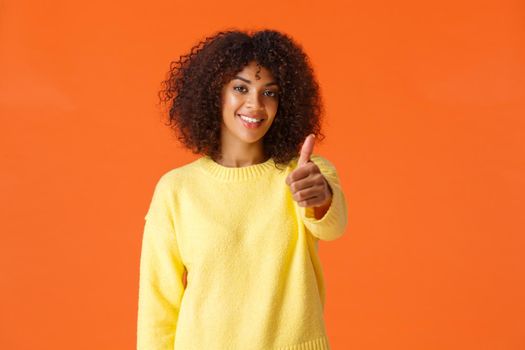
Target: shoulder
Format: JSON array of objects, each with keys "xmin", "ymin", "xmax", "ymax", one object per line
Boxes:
[
  {"xmin": 310, "ymin": 153, "xmax": 336, "ymax": 169},
  {"xmin": 151, "ymin": 157, "xmax": 203, "ymax": 193},
  {"xmin": 288, "ymin": 153, "xmax": 337, "ymax": 172}
]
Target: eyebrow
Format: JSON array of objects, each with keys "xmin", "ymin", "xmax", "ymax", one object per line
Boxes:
[{"xmin": 233, "ymin": 76, "xmax": 278, "ymax": 86}]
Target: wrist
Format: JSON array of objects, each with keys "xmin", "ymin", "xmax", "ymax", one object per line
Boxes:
[{"xmin": 313, "ymin": 182, "xmax": 333, "ymax": 219}]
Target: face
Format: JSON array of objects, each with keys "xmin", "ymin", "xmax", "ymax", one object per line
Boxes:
[{"xmin": 220, "ymin": 61, "xmax": 279, "ymax": 148}]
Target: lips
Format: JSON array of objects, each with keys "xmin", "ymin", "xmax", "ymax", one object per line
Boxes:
[
  {"xmin": 237, "ymin": 113, "xmax": 265, "ymax": 121},
  {"xmin": 237, "ymin": 114, "xmax": 264, "ymax": 129}
]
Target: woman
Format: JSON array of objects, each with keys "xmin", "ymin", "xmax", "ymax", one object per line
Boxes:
[{"xmin": 137, "ymin": 29, "xmax": 348, "ymax": 350}]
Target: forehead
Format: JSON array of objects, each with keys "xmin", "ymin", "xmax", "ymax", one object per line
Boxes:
[{"xmin": 235, "ymin": 61, "xmax": 275, "ymax": 82}]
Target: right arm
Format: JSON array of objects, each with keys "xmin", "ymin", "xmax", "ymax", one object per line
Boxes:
[{"xmin": 137, "ymin": 177, "xmax": 186, "ymax": 349}]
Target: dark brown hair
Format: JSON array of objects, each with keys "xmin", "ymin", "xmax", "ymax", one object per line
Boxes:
[{"xmin": 158, "ymin": 29, "xmax": 325, "ymax": 166}]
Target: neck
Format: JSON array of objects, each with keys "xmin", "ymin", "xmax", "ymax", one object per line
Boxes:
[{"xmin": 217, "ymin": 136, "xmax": 268, "ymax": 168}]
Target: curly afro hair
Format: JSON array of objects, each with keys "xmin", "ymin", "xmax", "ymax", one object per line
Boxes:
[{"xmin": 158, "ymin": 29, "xmax": 325, "ymax": 166}]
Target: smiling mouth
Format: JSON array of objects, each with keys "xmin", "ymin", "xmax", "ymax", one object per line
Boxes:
[{"xmin": 237, "ymin": 114, "xmax": 265, "ymax": 123}]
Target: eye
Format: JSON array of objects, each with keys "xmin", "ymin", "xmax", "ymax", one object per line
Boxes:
[
  {"xmin": 233, "ymin": 85, "xmax": 248, "ymax": 93},
  {"xmin": 264, "ymin": 90, "xmax": 278, "ymax": 98}
]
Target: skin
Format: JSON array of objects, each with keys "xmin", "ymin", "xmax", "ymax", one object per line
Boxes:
[
  {"xmin": 219, "ymin": 61, "xmax": 332, "ymax": 219},
  {"xmin": 286, "ymin": 134, "xmax": 333, "ymax": 219},
  {"xmin": 219, "ymin": 61, "xmax": 280, "ymax": 167}
]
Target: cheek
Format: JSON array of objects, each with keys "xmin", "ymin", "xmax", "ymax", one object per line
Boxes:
[
  {"xmin": 223, "ymin": 94, "xmax": 242, "ymax": 111},
  {"xmin": 268, "ymin": 100, "xmax": 279, "ymax": 118}
]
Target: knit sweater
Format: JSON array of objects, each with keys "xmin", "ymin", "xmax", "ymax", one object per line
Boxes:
[{"xmin": 137, "ymin": 153, "xmax": 348, "ymax": 350}]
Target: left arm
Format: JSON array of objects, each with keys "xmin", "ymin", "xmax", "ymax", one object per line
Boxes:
[{"xmin": 286, "ymin": 154, "xmax": 348, "ymax": 241}]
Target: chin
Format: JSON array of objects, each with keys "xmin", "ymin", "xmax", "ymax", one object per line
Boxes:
[{"xmin": 239, "ymin": 135, "xmax": 265, "ymax": 144}]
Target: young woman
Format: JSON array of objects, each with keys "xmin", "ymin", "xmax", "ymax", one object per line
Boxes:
[{"xmin": 137, "ymin": 29, "xmax": 348, "ymax": 350}]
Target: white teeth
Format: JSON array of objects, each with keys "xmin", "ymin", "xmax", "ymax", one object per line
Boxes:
[{"xmin": 238, "ymin": 114, "xmax": 263, "ymax": 123}]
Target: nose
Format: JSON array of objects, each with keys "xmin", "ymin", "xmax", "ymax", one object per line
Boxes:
[{"xmin": 245, "ymin": 90, "xmax": 263, "ymax": 110}]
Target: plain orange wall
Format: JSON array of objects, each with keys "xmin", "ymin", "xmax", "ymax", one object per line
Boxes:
[{"xmin": 1, "ymin": 0, "xmax": 524, "ymax": 349}]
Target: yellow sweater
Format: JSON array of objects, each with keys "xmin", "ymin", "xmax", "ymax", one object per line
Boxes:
[{"xmin": 137, "ymin": 154, "xmax": 348, "ymax": 350}]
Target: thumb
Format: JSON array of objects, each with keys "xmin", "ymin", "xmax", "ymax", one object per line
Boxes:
[{"xmin": 297, "ymin": 134, "xmax": 315, "ymax": 166}]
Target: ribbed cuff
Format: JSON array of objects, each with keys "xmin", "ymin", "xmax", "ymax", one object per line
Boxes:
[
  {"xmin": 278, "ymin": 335, "xmax": 330, "ymax": 350},
  {"xmin": 300, "ymin": 175, "xmax": 347, "ymax": 241}
]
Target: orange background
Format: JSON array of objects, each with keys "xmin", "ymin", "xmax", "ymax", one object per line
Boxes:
[{"xmin": 1, "ymin": 0, "xmax": 524, "ymax": 349}]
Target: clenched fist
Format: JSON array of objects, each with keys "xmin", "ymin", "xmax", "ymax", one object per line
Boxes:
[{"xmin": 285, "ymin": 134, "xmax": 333, "ymax": 217}]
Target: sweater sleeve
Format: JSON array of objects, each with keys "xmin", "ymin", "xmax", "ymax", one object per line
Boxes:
[
  {"xmin": 137, "ymin": 175, "xmax": 186, "ymax": 350},
  {"xmin": 298, "ymin": 154, "xmax": 349, "ymax": 241}
]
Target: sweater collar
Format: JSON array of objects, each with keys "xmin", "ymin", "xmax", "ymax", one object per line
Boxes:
[{"xmin": 198, "ymin": 155, "xmax": 276, "ymax": 181}]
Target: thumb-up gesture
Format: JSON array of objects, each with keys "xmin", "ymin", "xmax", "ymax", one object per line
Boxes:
[{"xmin": 285, "ymin": 134, "xmax": 333, "ymax": 209}]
